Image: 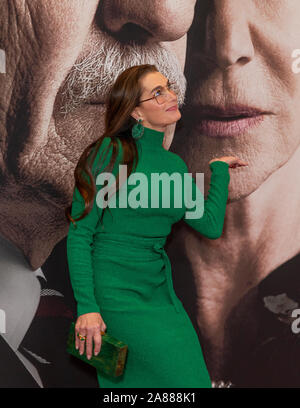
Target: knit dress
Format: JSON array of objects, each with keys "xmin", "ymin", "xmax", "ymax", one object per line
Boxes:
[{"xmin": 66, "ymin": 126, "xmax": 230, "ymax": 388}]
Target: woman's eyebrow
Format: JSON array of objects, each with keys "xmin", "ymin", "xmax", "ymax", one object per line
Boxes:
[{"xmin": 149, "ymin": 79, "xmax": 169, "ymax": 94}]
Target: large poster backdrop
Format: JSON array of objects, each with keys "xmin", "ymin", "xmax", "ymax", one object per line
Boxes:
[{"xmin": 0, "ymin": 0, "xmax": 300, "ymax": 388}]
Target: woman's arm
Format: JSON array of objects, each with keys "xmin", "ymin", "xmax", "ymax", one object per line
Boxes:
[
  {"xmin": 181, "ymin": 160, "xmax": 230, "ymax": 239},
  {"xmin": 66, "ymin": 137, "xmax": 122, "ymax": 318}
]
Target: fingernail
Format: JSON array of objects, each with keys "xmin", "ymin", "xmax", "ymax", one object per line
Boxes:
[
  {"xmin": 87, "ymin": 355, "xmax": 91, "ymax": 360},
  {"xmin": 79, "ymin": 350, "xmax": 83, "ymax": 355}
]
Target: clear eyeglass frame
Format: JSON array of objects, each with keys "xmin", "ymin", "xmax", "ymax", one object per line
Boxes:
[{"xmin": 139, "ymin": 82, "xmax": 178, "ymax": 105}]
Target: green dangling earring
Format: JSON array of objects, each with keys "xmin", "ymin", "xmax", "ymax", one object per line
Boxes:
[{"xmin": 132, "ymin": 118, "xmax": 144, "ymax": 140}]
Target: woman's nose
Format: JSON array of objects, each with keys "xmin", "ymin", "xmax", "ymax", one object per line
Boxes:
[
  {"xmin": 97, "ymin": 0, "xmax": 196, "ymax": 43},
  {"xmin": 165, "ymin": 89, "xmax": 178, "ymax": 104}
]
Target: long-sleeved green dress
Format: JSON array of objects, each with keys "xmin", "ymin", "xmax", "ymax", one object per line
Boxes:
[{"xmin": 66, "ymin": 126, "xmax": 230, "ymax": 388}]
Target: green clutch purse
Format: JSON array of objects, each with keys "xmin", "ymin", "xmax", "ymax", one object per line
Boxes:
[{"xmin": 66, "ymin": 321, "xmax": 128, "ymax": 378}]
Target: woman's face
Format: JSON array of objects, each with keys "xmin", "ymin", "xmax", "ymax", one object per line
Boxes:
[{"xmin": 131, "ymin": 71, "xmax": 181, "ymax": 131}]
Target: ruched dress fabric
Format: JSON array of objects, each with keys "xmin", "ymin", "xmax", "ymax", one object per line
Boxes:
[{"xmin": 66, "ymin": 126, "xmax": 230, "ymax": 388}]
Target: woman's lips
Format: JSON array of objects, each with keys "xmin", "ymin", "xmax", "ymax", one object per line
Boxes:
[
  {"xmin": 166, "ymin": 105, "xmax": 178, "ymax": 111},
  {"xmin": 196, "ymin": 115, "xmax": 266, "ymax": 137},
  {"xmin": 196, "ymin": 105, "xmax": 270, "ymax": 137}
]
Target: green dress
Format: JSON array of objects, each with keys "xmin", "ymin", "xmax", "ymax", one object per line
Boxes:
[{"xmin": 67, "ymin": 126, "xmax": 230, "ymax": 388}]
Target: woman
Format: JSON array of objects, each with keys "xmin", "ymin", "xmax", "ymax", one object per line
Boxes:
[{"xmin": 65, "ymin": 64, "xmax": 247, "ymax": 388}]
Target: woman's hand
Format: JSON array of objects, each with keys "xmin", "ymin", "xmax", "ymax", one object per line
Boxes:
[
  {"xmin": 209, "ymin": 156, "xmax": 248, "ymax": 168},
  {"xmin": 75, "ymin": 312, "xmax": 107, "ymax": 360}
]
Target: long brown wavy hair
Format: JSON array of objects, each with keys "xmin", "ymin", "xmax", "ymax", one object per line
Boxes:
[{"xmin": 65, "ymin": 64, "xmax": 159, "ymax": 227}]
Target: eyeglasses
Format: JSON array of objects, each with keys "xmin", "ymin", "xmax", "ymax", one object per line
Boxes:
[{"xmin": 139, "ymin": 82, "xmax": 178, "ymax": 105}]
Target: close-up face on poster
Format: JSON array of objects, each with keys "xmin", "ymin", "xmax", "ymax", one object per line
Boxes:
[{"xmin": 0, "ymin": 0, "xmax": 300, "ymax": 392}]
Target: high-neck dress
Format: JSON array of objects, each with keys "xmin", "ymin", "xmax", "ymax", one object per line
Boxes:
[{"xmin": 67, "ymin": 125, "xmax": 230, "ymax": 388}]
